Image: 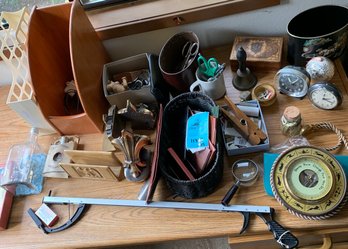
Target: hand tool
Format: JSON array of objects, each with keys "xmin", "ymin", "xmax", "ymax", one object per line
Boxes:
[
  {"xmin": 197, "ymin": 54, "xmax": 219, "ymax": 78},
  {"xmin": 28, "ymin": 193, "xmax": 299, "ymax": 248},
  {"xmin": 221, "ymin": 159, "xmax": 259, "ymax": 206},
  {"xmin": 181, "ymin": 41, "xmax": 199, "ymax": 70},
  {"xmin": 220, "ymin": 96, "xmax": 267, "ymax": 145}
]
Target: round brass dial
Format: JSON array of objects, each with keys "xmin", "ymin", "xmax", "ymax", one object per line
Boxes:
[{"xmin": 271, "ymin": 146, "xmax": 347, "ymax": 219}]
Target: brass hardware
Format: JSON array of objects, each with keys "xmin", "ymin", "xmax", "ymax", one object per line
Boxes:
[{"xmin": 173, "ymin": 16, "xmax": 184, "ymax": 25}]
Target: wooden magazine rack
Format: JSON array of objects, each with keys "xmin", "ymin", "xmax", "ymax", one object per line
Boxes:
[{"xmin": 27, "ymin": 1, "xmax": 110, "ymax": 135}]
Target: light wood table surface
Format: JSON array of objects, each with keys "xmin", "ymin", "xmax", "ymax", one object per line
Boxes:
[{"xmin": 1, "ymin": 45, "xmax": 348, "ymax": 249}]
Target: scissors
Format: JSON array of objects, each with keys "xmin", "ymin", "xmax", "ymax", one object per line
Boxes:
[
  {"xmin": 181, "ymin": 41, "xmax": 199, "ymax": 70},
  {"xmin": 197, "ymin": 54, "xmax": 219, "ymax": 78}
]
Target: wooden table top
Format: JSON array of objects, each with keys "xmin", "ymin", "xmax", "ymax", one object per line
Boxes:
[{"xmin": 1, "ymin": 45, "xmax": 348, "ymax": 249}]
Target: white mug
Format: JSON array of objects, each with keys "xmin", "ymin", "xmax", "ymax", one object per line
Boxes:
[{"xmin": 189, "ymin": 67, "xmax": 226, "ymax": 100}]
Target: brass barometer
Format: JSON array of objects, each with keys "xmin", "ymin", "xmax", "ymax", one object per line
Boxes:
[{"xmin": 270, "ymin": 146, "xmax": 347, "ymax": 220}]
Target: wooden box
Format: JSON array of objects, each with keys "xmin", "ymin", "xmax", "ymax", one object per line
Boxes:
[{"xmin": 230, "ymin": 36, "xmax": 283, "ymax": 72}]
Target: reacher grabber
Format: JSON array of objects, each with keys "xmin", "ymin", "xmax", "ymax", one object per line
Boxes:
[{"xmin": 28, "ymin": 194, "xmax": 298, "ymax": 248}]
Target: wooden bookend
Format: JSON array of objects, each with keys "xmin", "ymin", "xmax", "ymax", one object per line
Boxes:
[{"xmin": 61, "ymin": 150, "xmax": 125, "ymax": 181}]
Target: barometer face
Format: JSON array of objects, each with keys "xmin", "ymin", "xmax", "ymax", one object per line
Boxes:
[{"xmin": 271, "ymin": 146, "xmax": 347, "ymax": 219}]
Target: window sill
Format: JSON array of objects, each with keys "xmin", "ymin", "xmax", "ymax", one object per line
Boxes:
[{"xmin": 86, "ymin": 0, "xmax": 280, "ymax": 40}]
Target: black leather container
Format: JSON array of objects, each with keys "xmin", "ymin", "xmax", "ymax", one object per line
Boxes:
[
  {"xmin": 287, "ymin": 5, "xmax": 348, "ymax": 66},
  {"xmin": 159, "ymin": 31, "xmax": 200, "ymax": 94},
  {"xmin": 158, "ymin": 92, "xmax": 224, "ymax": 199}
]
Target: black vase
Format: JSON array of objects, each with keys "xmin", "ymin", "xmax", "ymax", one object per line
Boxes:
[{"xmin": 287, "ymin": 5, "xmax": 348, "ymax": 66}]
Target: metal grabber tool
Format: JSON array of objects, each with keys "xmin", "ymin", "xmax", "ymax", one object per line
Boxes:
[{"xmin": 28, "ymin": 192, "xmax": 298, "ymax": 248}]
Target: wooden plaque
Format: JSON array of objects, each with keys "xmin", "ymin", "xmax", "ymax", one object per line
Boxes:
[
  {"xmin": 60, "ymin": 150, "xmax": 125, "ymax": 181},
  {"xmin": 230, "ymin": 36, "xmax": 283, "ymax": 72}
]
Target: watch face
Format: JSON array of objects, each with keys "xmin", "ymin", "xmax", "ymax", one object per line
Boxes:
[
  {"xmin": 276, "ymin": 66, "xmax": 310, "ymax": 98},
  {"xmin": 278, "ymin": 73, "xmax": 307, "ymax": 96},
  {"xmin": 308, "ymin": 82, "xmax": 342, "ymax": 110}
]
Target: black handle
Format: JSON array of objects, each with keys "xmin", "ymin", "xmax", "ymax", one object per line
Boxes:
[
  {"xmin": 266, "ymin": 220, "xmax": 299, "ymax": 249},
  {"xmin": 221, "ymin": 181, "xmax": 240, "ymax": 206},
  {"xmin": 236, "ymin": 47, "xmax": 247, "ymax": 73},
  {"xmin": 28, "ymin": 203, "xmax": 87, "ymax": 234}
]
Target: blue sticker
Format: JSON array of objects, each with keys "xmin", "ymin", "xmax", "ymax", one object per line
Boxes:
[{"xmin": 185, "ymin": 112, "xmax": 209, "ymax": 153}]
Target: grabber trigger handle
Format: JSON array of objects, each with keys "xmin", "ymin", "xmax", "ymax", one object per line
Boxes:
[{"xmin": 266, "ymin": 220, "xmax": 298, "ymax": 249}]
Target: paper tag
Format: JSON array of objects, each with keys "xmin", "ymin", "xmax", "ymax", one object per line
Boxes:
[
  {"xmin": 185, "ymin": 112, "xmax": 209, "ymax": 153},
  {"xmin": 35, "ymin": 203, "xmax": 59, "ymax": 227}
]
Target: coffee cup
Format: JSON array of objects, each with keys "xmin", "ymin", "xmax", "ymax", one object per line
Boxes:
[{"xmin": 189, "ymin": 66, "xmax": 226, "ymax": 100}]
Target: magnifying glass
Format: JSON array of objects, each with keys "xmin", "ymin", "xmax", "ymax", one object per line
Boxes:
[{"xmin": 221, "ymin": 159, "xmax": 259, "ymax": 206}]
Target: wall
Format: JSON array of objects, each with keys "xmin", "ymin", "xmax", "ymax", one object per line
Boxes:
[
  {"xmin": 103, "ymin": 0, "xmax": 348, "ymax": 61},
  {"xmin": 1, "ymin": 0, "xmax": 348, "ymax": 85}
]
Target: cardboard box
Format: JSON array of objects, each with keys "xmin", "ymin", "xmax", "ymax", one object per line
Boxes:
[
  {"xmin": 221, "ymin": 100, "xmax": 269, "ymax": 156},
  {"xmin": 230, "ymin": 36, "xmax": 283, "ymax": 72},
  {"xmin": 103, "ymin": 53, "xmax": 157, "ymax": 108}
]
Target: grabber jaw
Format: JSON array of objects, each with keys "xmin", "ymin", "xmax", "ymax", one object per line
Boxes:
[{"xmin": 239, "ymin": 212, "xmax": 250, "ymax": 234}]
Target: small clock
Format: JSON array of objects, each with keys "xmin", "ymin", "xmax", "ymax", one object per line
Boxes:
[
  {"xmin": 275, "ymin": 65, "xmax": 311, "ymax": 98},
  {"xmin": 308, "ymin": 82, "xmax": 343, "ymax": 110}
]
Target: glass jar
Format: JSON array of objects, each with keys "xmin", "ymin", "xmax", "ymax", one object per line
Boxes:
[
  {"xmin": 0, "ymin": 127, "xmax": 44, "ymax": 189},
  {"xmin": 280, "ymin": 106, "xmax": 303, "ymax": 137}
]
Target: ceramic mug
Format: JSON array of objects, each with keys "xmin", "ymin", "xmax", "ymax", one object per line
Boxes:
[{"xmin": 189, "ymin": 67, "xmax": 226, "ymax": 100}]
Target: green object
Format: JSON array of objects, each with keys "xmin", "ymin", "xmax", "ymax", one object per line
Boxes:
[{"xmin": 197, "ymin": 54, "xmax": 219, "ymax": 78}]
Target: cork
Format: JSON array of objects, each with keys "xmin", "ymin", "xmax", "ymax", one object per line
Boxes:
[{"xmin": 283, "ymin": 106, "xmax": 301, "ymax": 122}]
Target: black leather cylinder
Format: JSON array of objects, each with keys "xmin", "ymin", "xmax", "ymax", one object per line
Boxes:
[{"xmin": 158, "ymin": 92, "xmax": 224, "ymax": 199}]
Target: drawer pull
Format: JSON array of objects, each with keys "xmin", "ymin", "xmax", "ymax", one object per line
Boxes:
[{"xmin": 173, "ymin": 16, "xmax": 184, "ymax": 25}]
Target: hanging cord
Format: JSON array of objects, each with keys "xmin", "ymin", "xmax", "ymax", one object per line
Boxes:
[{"xmin": 300, "ymin": 122, "xmax": 348, "ymax": 152}]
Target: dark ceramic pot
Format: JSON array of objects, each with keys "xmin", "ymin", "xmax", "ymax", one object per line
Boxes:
[
  {"xmin": 287, "ymin": 5, "xmax": 348, "ymax": 66},
  {"xmin": 158, "ymin": 31, "xmax": 200, "ymax": 93}
]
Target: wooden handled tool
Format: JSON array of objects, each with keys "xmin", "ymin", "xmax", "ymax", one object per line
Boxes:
[{"xmin": 220, "ymin": 96, "xmax": 267, "ymax": 145}]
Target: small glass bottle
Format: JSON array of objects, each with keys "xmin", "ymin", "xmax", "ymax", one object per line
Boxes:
[
  {"xmin": 280, "ymin": 106, "xmax": 303, "ymax": 137},
  {"xmin": 1, "ymin": 127, "xmax": 44, "ymax": 189}
]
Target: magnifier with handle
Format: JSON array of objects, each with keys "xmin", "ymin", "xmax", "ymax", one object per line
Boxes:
[{"xmin": 221, "ymin": 159, "xmax": 259, "ymax": 206}]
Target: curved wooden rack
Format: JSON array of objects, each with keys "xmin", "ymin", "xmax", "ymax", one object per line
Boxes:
[{"xmin": 27, "ymin": 1, "xmax": 110, "ymax": 135}]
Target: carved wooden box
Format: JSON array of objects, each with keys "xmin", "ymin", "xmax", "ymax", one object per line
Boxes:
[{"xmin": 230, "ymin": 36, "xmax": 283, "ymax": 72}]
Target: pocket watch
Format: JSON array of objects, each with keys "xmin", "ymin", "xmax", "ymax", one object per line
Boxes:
[
  {"xmin": 307, "ymin": 82, "xmax": 343, "ymax": 110},
  {"xmin": 270, "ymin": 146, "xmax": 347, "ymax": 220},
  {"xmin": 275, "ymin": 65, "xmax": 311, "ymax": 98}
]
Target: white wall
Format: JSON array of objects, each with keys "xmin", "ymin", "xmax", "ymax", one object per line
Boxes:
[
  {"xmin": 1, "ymin": 0, "xmax": 347, "ymax": 85},
  {"xmin": 103, "ymin": 0, "xmax": 348, "ymax": 60}
]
